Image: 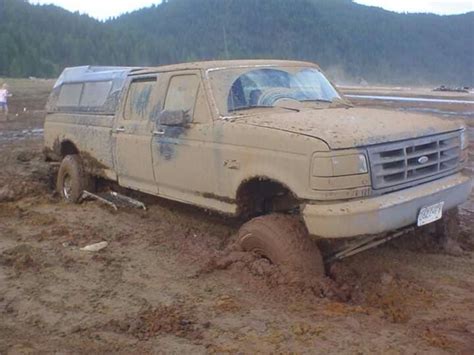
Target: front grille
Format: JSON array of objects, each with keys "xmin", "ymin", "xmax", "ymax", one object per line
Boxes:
[{"xmin": 368, "ymin": 132, "xmax": 462, "ymax": 190}]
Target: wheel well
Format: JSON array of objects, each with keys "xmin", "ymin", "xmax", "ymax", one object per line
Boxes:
[
  {"xmin": 60, "ymin": 140, "xmax": 79, "ymax": 157},
  {"xmin": 236, "ymin": 177, "xmax": 300, "ymax": 218}
]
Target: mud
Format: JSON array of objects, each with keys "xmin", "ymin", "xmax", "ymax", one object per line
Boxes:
[
  {"xmin": 346, "ymin": 94, "xmax": 474, "ymax": 105},
  {"xmin": 80, "ymin": 151, "xmax": 111, "ymax": 178},
  {"xmin": 0, "ymin": 81, "xmax": 473, "ymax": 353}
]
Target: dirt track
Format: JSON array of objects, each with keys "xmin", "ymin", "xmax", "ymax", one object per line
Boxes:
[{"xmin": 0, "ymin": 80, "xmax": 473, "ymax": 353}]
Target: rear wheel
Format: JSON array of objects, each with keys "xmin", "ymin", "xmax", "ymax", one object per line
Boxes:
[
  {"xmin": 57, "ymin": 155, "xmax": 94, "ymax": 203},
  {"xmin": 236, "ymin": 214, "xmax": 325, "ymax": 279}
]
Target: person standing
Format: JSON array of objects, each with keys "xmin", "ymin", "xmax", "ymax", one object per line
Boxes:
[{"xmin": 0, "ymin": 83, "xmax": 12, "ymax": 120}]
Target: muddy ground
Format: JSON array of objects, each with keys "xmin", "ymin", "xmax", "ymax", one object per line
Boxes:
[{"xmin": 0, "ymin": 79, "xmax": 473, "ymax": 354}]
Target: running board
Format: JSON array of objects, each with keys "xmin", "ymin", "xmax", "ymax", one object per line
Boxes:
[
  {"xmin": 80, "ymin": 190, "xmax": 147, "ymax": 211},
  {"xmin": 326, "ymin": 227, "xmax": 416, "ymax": 264}
]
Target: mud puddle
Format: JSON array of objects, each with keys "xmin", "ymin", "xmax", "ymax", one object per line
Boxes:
[
  {"xmin": 400, "ymin": 107, "xmax": 474, "ymax": 118},
  {"xmin": 1, "ymin": 83, "xmax": 474, "ymax": 353},
  {"xmin": 346, "ymin": 94, "xmax": 474, "ymax": 105},
  {"xmin": 0, "ymin": 128, "xmax": 44, "ymax": 142},
  {"xmin": 1, "ymin": 137, "xmax": 473, "ymax": 353}
]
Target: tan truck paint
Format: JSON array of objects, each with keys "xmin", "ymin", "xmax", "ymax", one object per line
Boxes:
[
  {"xmin": 44, "ymin": 60, "xmax": 472, "ymax": 239},
  {"xmin": 235, "ymin": 108, "xmax": 462, "ymax": 149}
]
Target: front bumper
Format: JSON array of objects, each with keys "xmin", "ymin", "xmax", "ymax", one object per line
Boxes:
[{"xmin": 302, "ymin": 173, "xmax": 473, "ymax": 239}]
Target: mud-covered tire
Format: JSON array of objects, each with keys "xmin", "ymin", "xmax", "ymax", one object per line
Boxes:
[
  {"xmin": 236, "ymin": 214, "xmax": 325, "ymax": 278},
  {"xmin": 57, "ymin": 155, "xmax": 94, "ymax": 203}
]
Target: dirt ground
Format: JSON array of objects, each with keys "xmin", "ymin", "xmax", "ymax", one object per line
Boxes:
[{"xmin": 0, "ymin": 79, "xmax": 473, "ymax": 354}]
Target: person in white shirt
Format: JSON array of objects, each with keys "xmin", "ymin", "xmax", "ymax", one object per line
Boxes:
[{"xmin": 0, "ymin": 83, "xmax": 12, "ymax": 118}]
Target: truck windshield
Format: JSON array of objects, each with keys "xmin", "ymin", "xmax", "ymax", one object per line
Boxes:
[{"xmin": 208, "ymin": 66, "xmax": 341, "ymax": 115}]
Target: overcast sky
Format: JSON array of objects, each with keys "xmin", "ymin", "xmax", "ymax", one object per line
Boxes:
[{"xmin": 32, "ymin": 0, "xmax": 474, "ymax": 20}]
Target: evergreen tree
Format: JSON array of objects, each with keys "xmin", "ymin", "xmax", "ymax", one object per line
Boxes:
[{"xmin": 0, "ymin": 0, "xmax": 472, "ymax": 85}]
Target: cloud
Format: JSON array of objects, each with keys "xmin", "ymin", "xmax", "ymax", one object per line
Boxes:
[
  {"xmin": 32, "ymin": 0, "xmax": 474, "ymax": 19},
  {"xmin": 354, "ymin": 0, "xmax": 474, "ymax": 15},
  {"xmin": 32, "ymin": 0, "xmax": 161, "ymax": 20}
]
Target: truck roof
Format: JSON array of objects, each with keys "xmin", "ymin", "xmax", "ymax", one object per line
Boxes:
[
  {"xmin": 48, "ymin": 60, "xmax": 320, "ymax": 115},
  {"xmin": 133, "ymin": 59, "xmax": 318, "ymax": 75},
  {"xmin": 55, "ymin": 60, "xmax": 318, "ymax": 85}
]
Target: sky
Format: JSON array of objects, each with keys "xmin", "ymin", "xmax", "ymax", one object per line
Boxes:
[{"xmin": 32, "ymin": 0, "xmax": 474, "ymax": 20}]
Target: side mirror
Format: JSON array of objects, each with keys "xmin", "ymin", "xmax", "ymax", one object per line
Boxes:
[{"xmin": 158, "ymin": 110, "xmax": 189, "ymax": 126}]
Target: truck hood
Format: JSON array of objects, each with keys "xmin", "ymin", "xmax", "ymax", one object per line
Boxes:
[{"xmin": 233, "ymin": 107, "xmax": 464, "ymax": 149}]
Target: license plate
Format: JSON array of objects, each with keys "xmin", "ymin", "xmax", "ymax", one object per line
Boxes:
[{"xmin": 417, "ymin": 202, "xmax": 444, "ymax": 227}]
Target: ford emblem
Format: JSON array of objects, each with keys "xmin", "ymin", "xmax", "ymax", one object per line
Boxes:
[{"xmin": 418, "ymin": 156, "xmax": 429, "ymax": 164}]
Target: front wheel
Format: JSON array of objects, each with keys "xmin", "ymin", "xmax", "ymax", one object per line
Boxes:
[
  {"xmin": 57, "ymin": 155, "xmax": 94, "ymax": 203},
  {"xmin": 236, "ymin": 214, "xmax": 325, "ymax": 279}
]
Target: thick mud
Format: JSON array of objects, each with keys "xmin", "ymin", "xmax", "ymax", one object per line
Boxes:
[{"xmin": 0, "ymin": 81, "xmax": 473, "ymax": 353}]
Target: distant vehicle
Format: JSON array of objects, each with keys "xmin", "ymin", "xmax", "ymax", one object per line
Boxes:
[
  {"xmin": 433, "ymin": 85, "xmax": 470, "ymax": 93},
  {"xmin": 43, "ymin": 61, "xmax": 472, "ymax": 275}
]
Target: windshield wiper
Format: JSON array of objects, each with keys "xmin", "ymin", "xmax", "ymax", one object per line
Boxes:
[{"xmin": 230, "ymin": 105, "xmax": 300, "ymax": 113}]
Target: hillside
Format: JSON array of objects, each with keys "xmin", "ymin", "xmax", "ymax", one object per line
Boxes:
[{"xmin": 0, "ymin": 0, "xmax": 473, "ymax": 85}]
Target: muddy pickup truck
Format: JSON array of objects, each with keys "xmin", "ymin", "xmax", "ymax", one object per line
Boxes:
[{"xmin": 44, "ymin": 60, "xmax": 472, "ymax": 275}]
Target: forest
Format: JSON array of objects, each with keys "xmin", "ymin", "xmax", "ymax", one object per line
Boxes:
[{"xmin": 0, "ymin": 0, "xmax": 473, "ymax": 85}]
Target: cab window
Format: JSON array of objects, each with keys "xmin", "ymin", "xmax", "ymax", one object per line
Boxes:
[
  {"xmin": 124, "ymin": 77, "xmax": 158, "ymax": 121},
  {"xmin": 164, "ymin": 75, "xmax": 200, "ymax": 120}
]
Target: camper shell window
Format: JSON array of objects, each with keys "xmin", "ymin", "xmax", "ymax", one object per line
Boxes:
[
  {"xmin": 57, "ymin": 80, "xmax": 114, "ymax": 112},
  {"xmin": 47, "ymin": 66, "xmax": 141, "ymax": 115},
  {"xmin": 58, "ymin": 83, "xmax": 83, "ymax": 107},
  {"xmin": 80, "ymin": 81, "xmax": 113, "ymax": 108}
]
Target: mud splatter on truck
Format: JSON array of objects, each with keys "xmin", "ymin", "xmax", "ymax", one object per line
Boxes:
[{"xmin": 43, "ymin": 61, "xmax": 472, "ymax": 276}]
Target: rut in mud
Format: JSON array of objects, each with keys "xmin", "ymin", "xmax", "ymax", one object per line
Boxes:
[
  {"xmin": 1, "ymin": 134, "xmax": 473, "ymax": 353},
  {"xmin": 1, "ymin": 82, "xmax": 473, "ymax": 353}
]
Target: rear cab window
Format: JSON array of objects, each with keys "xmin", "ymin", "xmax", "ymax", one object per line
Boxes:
[{"xmin": 123, "ymin": 77, "xmax": 159, "ymax": 121}]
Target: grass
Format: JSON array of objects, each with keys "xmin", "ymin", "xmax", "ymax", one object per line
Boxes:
[{"xmin": 0, "ymin": 77, "xmax": 54, "ymax": 96}]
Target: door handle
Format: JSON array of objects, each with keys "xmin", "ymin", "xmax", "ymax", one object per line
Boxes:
[
  {"xmin": 115, "ymin": 127, "xmax": 125, "ymax": 133},
  {"xmin": 153, "ymin": 129, "xmax": 165, "ymax": 136}
]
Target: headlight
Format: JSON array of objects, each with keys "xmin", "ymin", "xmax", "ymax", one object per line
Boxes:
[
  {"xmin": 313, "ymin": 153, "xmax": 368, "ymax": 177},
  {"xmin": 460, "ymin": 129, "xmax": 468, "ymax": 150}
]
